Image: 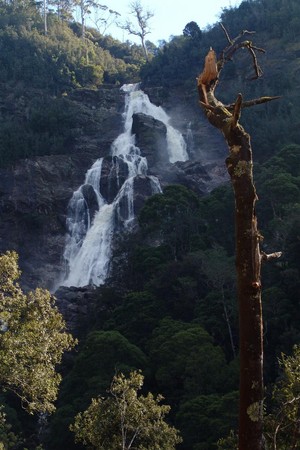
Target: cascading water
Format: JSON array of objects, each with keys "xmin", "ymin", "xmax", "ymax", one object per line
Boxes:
[
  {"xmin": 61, "ymin": 83, "xmax": 188, "ymax": 287},
  {"xmin": 115, "ymin": 84, "xmax": 189, "ymax": 163}
]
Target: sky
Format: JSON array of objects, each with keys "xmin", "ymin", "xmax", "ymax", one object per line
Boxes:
[{"xmin": 94, "ymin": 0, "xmax": 243, "ymax": 44}]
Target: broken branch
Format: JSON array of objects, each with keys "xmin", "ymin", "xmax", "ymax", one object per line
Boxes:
[
  {"xmin": 225, "ymin": 96, "xmax": 281, "ymax": 110},
  {"xmin": 232, "ymin": 93, "xmax": 243, "ymax": 129},
  {"xmin": 261, "ymin": 251, "xmax": 283, "ymax": 262}
]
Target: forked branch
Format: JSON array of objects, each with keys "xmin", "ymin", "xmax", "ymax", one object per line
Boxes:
[
  {"xmin": 220, "ymin": 23, "xmax": 256, "ymax": 46},
  {"xmin": 261, "ymin": 251, "xmax": 283, "ymax": 262},
  {"xmin": 220, "ymin": 23, "xmax": 265, "ymax": 79}
]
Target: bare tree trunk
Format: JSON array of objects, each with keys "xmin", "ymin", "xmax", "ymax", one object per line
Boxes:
[
  {"xmin": 141, "ymin": 35, "xmax": 148, "ymax": 62},
  {"xmin": 118, "ymin": 1, "xmax": 153, "ymax": 62},
  {"xmin": 226, "ymin": 122, "xmax": 264, "ymax": 450},
  {"xmin": 197, "ymin": 33, "xmax": 280, "ymax": 449}
]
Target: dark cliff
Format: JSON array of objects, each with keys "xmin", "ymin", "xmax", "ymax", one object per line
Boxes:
[{"xmin": 0, "ymin": 85, "xmax": 227, "ymax": 290}]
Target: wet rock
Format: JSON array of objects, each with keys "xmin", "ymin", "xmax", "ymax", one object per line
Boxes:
[
  {"xmin": 100, "ymin": 156, "xmax": 129, "ymax": 203},
  {"xmin": 114, "ymin": 175, "xmax": 155, "ymax": 228},
  {"xmin": 54, "ymin": 285, "xmax": 97, "ymax": 336},
  {"xmin": 132, "ymin": 112, "xmax": 168, "ymax": 167},
  {"xmin": 0, "ymin": 152, "xmax": 108, "ymax": 291},
  {"xmin": 0, "ymin": 85, "xmax": 227, "ymax": 291},
  {"xmin": 81, "ymin": 184, "xmax": 99, "ymax": 222},
  {"xmin": 133, "ymin": 175, "xmax": 157, "ymax": 215}
]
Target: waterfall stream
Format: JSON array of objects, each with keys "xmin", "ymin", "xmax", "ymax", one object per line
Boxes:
[{"xmin": 61, "ymin": 84, "xmax": 188, "ymax": 287}]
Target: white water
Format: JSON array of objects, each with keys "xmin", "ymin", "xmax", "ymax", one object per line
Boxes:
[
  {"xmin": 64, "ymin": 204, "xmax": 114, "ymax": 287},
  {"xmin": 115, "ymin": 84, "xmax": 189, "ymax": 163},
  {"xmin": 61, "ymin": 84, "xmax": 188, "ymax": 287}
]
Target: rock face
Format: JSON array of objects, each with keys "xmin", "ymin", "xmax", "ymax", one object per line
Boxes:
[
  {"xmin": 132, "ymin": 112, "xmax": 168, "ymax": 167},
  {"xmin": 100, "ymin": 156, "xmax": 129, "ymax": 204},
  {"xmin": 0, "ymin": 85, "xmax": 125, "ymax": 291},
  {"xmin": 115, "ymin": 174, "xmax": 155, "ymax": 223},
  {"xmin": 54, "ymin": 286, "xmax": 98, "ymax": 337},
  {"xmin": 0, "ymin": 153, "xmax": 105, "ymax": 291},
  {"xmin": 0, "ymin": 84, "xmax": 227, "ymax": 291}
]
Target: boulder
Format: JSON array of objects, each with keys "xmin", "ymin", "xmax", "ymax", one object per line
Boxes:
[
  {"xmin": 115, "ymin": 175, "xmax": 155, "ymax": 228},
  {"xmin": 132, "ymin": 112, "xmax": 168, "ymax": 167},
  {"xmin": 100, "ymin": 156, "xmax": 129, "ymax": 203}
]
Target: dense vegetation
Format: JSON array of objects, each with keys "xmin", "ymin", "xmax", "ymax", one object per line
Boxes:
[
  {"xmin": 141, "ymin": 0, "xmax": 300, "ymax": 161},
  {"xmin": 43, "ymin": 140, "xmax": 299, "ymax": 448},
  {"xmin": 71, "ymin": 371, "xmax": 182, "ymax": 450},
  {"xmin": 0, "ymin": 0, "xmax": 147, "ymax": 167},
  {"xmin": 0, "ymin": 251, "xmax": 76, "ymax": 448},
  {"xmin": 0, "ymin": 0, "xmax": 300, "ymax": 449}
]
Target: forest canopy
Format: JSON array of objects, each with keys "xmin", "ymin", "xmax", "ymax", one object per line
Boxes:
[{"xmin": 0, "ymin": 1, "xmax": 299, "ymax": 449}]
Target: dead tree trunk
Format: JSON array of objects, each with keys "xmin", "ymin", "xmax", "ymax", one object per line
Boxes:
[{"xmin": 197, "ymin": 29, "xmax": 281, "ymax": 450}]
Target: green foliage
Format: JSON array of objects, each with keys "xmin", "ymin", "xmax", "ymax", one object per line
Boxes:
[
  {"xmin": 129, "ymin": 245, "xmax": 173, "ymax": 287},
  {"xmin": 197, "ymin": 185, "xmax": 235, "ymax": 254},
  {"xmin": 141, "ymin": 33, "xmax": 203, "ymax": 87},
  {"xmin": 254, "ymin": 145, "xmax": 300, "ymax": 290},
  {"xmin": 47, "ymin": 330, "xmax": 147, "ymax": 449},
  {"xmin": 71, "ymin": 371, "xmax": 182, "ymax": 450},
  {"xmin": 142, "ymin": 0, "xmax": 300, "ymax": 160},
  {"xmin": 104, "ymin": 291, "xmax": 163, "ymax": 348},
  {"xmin": 139, "ymin": 185, "xmax": 202, "ymax": 259},
  {"xmin": 193, "ymin": 247, "xmax": 237, "ymax": 357},
  {"xmin": 217, "ymin": 430, "xmax": 238, "ymax": 450},
  {"xmin": 0, "ymin": 93, "xmax": 80, "ymax": 167},
  {"xmin": 115, "ymin": 184, "xmax": 237, "ymax": 331},
  {"xmin": 1, "ymin": 1, "xmax": 300, "ymax": 448},
  {"xmin": 0, "ymin": 406, "xmax": 22, "ymax": 450},
  {"xmin": 0, "ymin": 2, "xmax": 144, "ymax": 92},
  {"xmin": 148, "ymin": 319, "xmax": 228, "ymax": 402},
  {"xmin": 0, "ymin": 0, "xmax": 42, "ymax": 31},
  {"xmin": 0, "ymin": 251, "xmax": 76, "ymax": 414},
  {"xmin": 59, "ymin": 330, "xmax": 147, "ymax": 406},
  {"xmin": 183, "ymin": 21, "xmax": 202, "ymax": 40},
  {"xmin": 265, "ymin": 345, "xmax": 300, "ymax": 449},
  {"xmin": 198, "ymin": 246, "xmax": 235, "ymax": 289},
  {"xmin": 0, "ymin": 0, "xmax": 149, "ymax": 167},
  {"xmin": 176, "ymin": 392, "xmax": 238, "ymax": 450}
]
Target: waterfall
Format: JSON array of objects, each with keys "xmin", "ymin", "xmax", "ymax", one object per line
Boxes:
[
  {"xmin": 61, "ymin": 83, "xmax": 188, "ymax": 287},
  {"xmin": 115, "ymin": 83, "xmax": 189, "ymax": 163}
]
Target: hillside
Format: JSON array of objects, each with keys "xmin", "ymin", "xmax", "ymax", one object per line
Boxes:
[
  {"xmin": 141, "ymin": 0, "xmax": 300, "ymax": 161},
  {"xmin": 1, "ymin": 0, "xmax": 300, "ymax": 166},
  {"xmin": 0, "ymin": 1, "xmax": 299, "ymax": 449}
]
